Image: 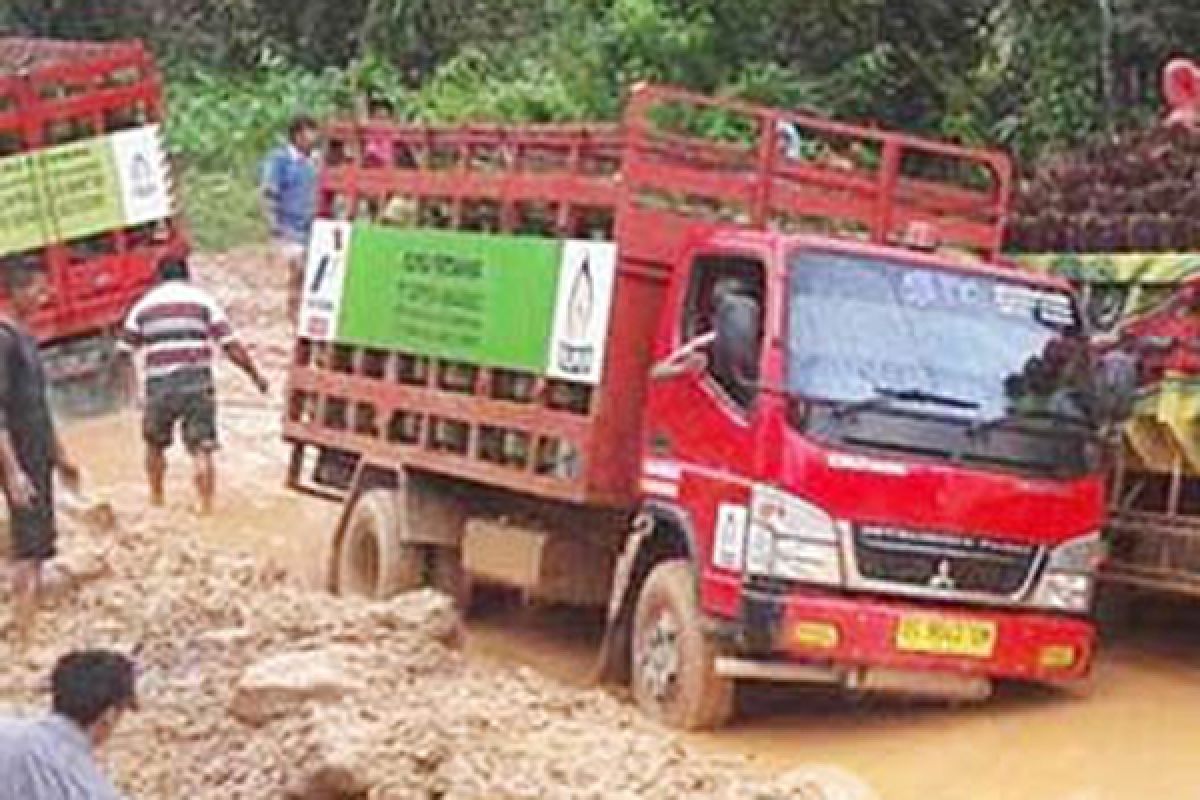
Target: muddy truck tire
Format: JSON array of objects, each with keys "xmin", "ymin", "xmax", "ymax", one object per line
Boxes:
[
  {"xmin": 337, "ymin": 488, "xmax": 424, "ymax": 599},
  {"xmin": 632, "ymin": 559, "xmax": 734, "ymax": 730}
]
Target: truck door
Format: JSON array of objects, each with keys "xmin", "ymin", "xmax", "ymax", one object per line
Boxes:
[{"xmin": 645, "ymin": 252, "xmax": 768, "ymax": 614}]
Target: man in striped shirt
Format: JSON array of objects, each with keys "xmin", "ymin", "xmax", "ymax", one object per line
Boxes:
[{"xmin": 117, "ymin": 257, "xmax": 268, "ymax": 514}]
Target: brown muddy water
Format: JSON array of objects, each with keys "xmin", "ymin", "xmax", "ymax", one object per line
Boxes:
[{"xmin": 64, "ymin": 410, "xmax": 1200, "ymax": 800}]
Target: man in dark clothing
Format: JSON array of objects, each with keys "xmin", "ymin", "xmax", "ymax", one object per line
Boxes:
[{"xmin": 0, "ymin": 263, "xmax": 80, "ymax": 644}]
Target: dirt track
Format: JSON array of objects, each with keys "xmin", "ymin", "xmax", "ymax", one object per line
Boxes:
[{"xmin": 52, "ymin": 249, "xmax": 1200, "ymax": 799}]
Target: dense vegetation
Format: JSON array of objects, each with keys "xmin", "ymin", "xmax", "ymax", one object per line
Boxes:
[{"xmin": 4, "ymin": 1, "xmax": 1199, "ymax": 249}]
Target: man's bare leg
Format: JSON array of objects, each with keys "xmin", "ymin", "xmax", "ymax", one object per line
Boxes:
[
  {"xmin": 194, "ymin": 450, "xmax": 215, "ymax": 516},
  {"xmin": 146, "ymin": 446, "xmax": 166, "ymax": 507},
  {"xmin": 287, "ymin": 255, "xmax": 303, "ymax": 324},
  {"xmin": 11, "ymin": 560, "xmax": 40, "ymax": 648}
]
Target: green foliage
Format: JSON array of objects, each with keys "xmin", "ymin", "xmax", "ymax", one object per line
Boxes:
[
  {"xmin": 9, "ymin": 0, "xmax": 1200, "ymax": 250},
  {"xmin": 165, "ymin": 63, "xmax": 350, "ymax": 173},
  {"xmin": 12, "ymin": 0, "xmax": 1198, "ymax": 159},
  {"xmin": 180, "ymin": 169, "xmax": 268, "ymax": 251}
]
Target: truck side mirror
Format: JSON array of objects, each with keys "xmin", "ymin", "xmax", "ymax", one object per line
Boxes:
[{"xmin": 712, "ymin": 292, "xmax": 762, "ymax": 400}]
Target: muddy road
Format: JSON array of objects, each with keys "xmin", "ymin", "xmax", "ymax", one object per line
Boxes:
[{"xmin": 61, "ymin": 249, "xmax": 1200, "ymax": 800}]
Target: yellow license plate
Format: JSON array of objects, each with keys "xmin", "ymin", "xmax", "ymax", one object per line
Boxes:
[{"xmin": 895, "ymin": 616, "xmax": 997, "ymax": 659}]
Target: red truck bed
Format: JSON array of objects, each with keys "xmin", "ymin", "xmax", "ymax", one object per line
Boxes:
[
  {"xmin": 0, "ymin": 38, "xmax": 185, "ymax": 348},
  {"xmin": 285, "ymin": 84, "xmax": 1012, "ymax": 507}
]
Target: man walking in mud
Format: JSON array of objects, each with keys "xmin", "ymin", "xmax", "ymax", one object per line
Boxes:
[
  {"xmin": 117, "ymin": 257, "xmax": 269, "ymax": 515},
  {"xmin": 0, "ymin": 261, "xmax": 81, "ymax": 645},
  {"xmin": 261, "ymin": 114, "xmax": 320, "ymax": 322}
]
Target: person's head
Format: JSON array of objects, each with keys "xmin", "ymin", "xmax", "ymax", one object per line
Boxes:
[
  {"xmin": 1023, "ymin": 356, "xmax": 1054, "ymax": 394},
  {"xmin": 368, "ymin": 97, "xmax": 392, "ymax": 119},
  {"xmin": 0, "ymin": 259, "xmax": 48, "ymax": 319},
  {"xmin": 1004, "ymin": 372, "xmax": 1026, "ymax": 400},
  {"xmin": 51, "ymin": 649, "xmax": 137, "ymax": 749},
  {"xmin": 288, "ymin": 114, "xmax": 320, "ymax": 155},
  {"xmin": 157, "ymin": 256, "xmax": 190, "ymax": 284}
]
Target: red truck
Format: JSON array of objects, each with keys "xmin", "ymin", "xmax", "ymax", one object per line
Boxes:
[
  {"xmin": 0, "ymin": 38, "xmax": 185, "ymax": 410},
  {"xmin": 285, "ymin": 85, "xmax": 1109, "ymax": 729}
]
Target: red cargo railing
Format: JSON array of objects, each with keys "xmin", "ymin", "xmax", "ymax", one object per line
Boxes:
[
  {"xmin": 619, "ymin": 84, "xmax": 1012, "ymax": 266},
  {"xmin": 286, "ymin": 85, "xmax": 1014, "ymax": 506},
  {"xmin": 0, "ymin": 38, "xmax": 185, "ymax": 344}
]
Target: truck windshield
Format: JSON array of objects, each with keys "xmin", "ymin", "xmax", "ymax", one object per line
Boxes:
[{"xmin": 788, "ymin": 250, "xmax": 1086, "ymax": 423}]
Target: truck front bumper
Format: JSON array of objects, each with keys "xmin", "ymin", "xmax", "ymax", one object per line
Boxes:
[{"xmin": 719, "ymin": 586, "xmax": 1094, "ymax": 685}]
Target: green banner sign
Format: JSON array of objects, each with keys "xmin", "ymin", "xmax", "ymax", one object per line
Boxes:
[
  {"xmin": 0, "ymin": 154, "xmax": 47, "ymax": 256},
  {"xmin": 299, "ymin": 222, "xmax": 619, "ymax": 384},
  {"xmin": 38, "ymin": 136, "xmax": 124, "ymax": 242},
  {"xmin": 0, "ymin": 125, "xmax": 172, "ymax": 257},
  {"xmin": 344, "ymin": 227, "xmax": 562, "ymax": 370}
]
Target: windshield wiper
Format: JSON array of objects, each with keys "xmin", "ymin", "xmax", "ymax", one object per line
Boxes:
[
  {"xmin": 873, "ymin": 386, "xmax": 981, "ymax": 409},
  {"xmin": 832, "ymin": 385, "xmax": 980, "ymax": 420}
]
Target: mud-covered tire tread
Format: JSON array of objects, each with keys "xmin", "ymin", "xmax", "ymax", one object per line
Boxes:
[
  {"xmin": 632, "ymin": 559, "xmax": 734, "ymax": 730},
  {"xmin": 337, "ymin": 488, "xmax": 424, "ymax": 599}
]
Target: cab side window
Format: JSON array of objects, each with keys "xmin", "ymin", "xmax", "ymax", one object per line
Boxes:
[{"xmin": 681, "ymin": 255, "xmax": 766, "ymax": 408}]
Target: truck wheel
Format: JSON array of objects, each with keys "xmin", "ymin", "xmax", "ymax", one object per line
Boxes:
[
  {"xmin": 631, "ymin": 559, "xmax": 734, "ymax": 730},
  {"xmin": 337, "ymin": 489, "xmax": 424, "ymax": 599}
]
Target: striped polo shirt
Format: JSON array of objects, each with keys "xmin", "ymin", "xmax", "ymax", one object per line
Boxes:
[{"xmin": 119, "ymin": 280, "xmax": 236, "ymax": 389}]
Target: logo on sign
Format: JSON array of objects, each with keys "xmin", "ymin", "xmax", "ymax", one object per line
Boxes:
[
  {"xmin": 310, "ymin": 226, "xmax": 344, "ymax": 295},
  {"xmin": 307, "ymin": 316, "xmax": 329, "ymax": 338},
  {"xmin": 547, "ymin": 240, "xmax": 615, "ymax": 385},
  {"xmin": 299, "ymin": 219, "xmax": 352, "ymax": 342},
  {"xmin": 557, "ymin": 253, "xmax": 596, "ymax": 375},
  {"xmin": 130, "ymin": 153, "xmax": 155, "ymax": 199}
]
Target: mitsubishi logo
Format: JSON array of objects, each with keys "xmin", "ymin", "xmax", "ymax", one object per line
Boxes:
[{"xmin": 929, "ymin": 559, "xmax": 957, "ymax": 591}]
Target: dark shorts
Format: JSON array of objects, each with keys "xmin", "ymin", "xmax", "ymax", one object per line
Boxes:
[
  {"xmin": 9, "ymin": 461, "xmax": 55, "ymax": 562},
  {"xmin": 144, "ymin": 386, "xmax": 218, "ymax": 454}
]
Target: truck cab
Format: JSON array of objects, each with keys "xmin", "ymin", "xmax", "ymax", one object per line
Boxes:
[{"xmin": 632, "ymin": 228, "xmax": 1104, "ymax": 723}]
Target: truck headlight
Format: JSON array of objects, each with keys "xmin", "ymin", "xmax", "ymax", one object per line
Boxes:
[
  {"xmin": 1029, "ymin": 532, "xmax": 1105, "ymax": 613},
  {"xmin": 747, "ymin": 486, "xmax": 842, "ymax": 586}
]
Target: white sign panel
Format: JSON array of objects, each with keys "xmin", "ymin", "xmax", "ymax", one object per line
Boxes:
[
  {"xmin": 299, "ymin": 219, "xmax": 352, "ymax": 341},
  {"xmin": 547, "ymin": 240, "xmax": 618, "ymax": 385},
  {"xmin": 713, "ymin": 503, "xmax": 748, "ymax": 571},
  {"xmin": 109, "ymin": 124, "xmax": 172, "ymax": 226}
]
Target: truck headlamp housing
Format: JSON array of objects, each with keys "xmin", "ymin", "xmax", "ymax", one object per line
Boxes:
[
  {"xmin": 1029, "ymin": 532, "xmax": 1105, "ymax": 613},
  {"xmin": 747, "ymin": 487, "xmax": 843, "ymax": 586}
]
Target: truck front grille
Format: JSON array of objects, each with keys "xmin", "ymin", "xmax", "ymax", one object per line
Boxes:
[{"xmin": 852, "ymin": 526, "xmax": 1040, "ymax": 598}]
